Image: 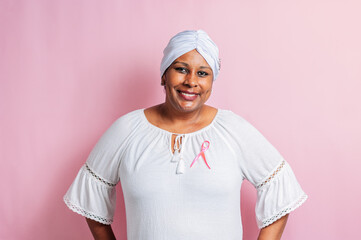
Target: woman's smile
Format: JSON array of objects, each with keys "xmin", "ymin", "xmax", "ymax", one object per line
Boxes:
[{"xmin": 177, "ymin": 90, "xmax": 199, "ymax": 101}]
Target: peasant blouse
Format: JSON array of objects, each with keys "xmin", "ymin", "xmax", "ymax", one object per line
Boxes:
[{"xmin": 64, "ymin": 108, "xmax": 307, "ymax": 240}]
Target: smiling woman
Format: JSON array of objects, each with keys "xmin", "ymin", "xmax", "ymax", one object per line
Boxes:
[
  {"xmin": 64, "ymin": 30, "xmax": 307, "ymax": 240},
  {"xmin": 161, "ymin": 49, "xmax": 214, "ymax": 115}
]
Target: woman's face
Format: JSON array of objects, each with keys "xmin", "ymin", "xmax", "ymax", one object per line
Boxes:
[{"xmin": 162, "ymin": 49, "xmax": 213, "ymax": 114}]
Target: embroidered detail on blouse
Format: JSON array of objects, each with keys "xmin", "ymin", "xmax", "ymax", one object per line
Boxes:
[
  {"xmin": 63, "ymin": 196, "xmax": 113, "ymax": 225},
  {"xmin": 85, "ymin": 163, "xmax": 116, "ymax": 187},
  {"xmin": 256, "ymin": 160, "xmax": 285, "ymax": 189},
  {"xmin": 260, "ymin": 193, "xmax": 308, "ymax": 228}
]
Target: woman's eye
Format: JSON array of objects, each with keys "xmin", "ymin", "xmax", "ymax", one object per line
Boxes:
[
  {"xmin": 175, "ymin": 67, "xmax": 187, "ymax": 73},
  {"xmin": 198, "ymin": 71, "xmax": 208, "ymax": 77}
]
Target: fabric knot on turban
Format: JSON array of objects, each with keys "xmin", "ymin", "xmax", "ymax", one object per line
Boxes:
[{"xmin": 160, "ymin": 30, "xmax": 220, "ymax": 81}]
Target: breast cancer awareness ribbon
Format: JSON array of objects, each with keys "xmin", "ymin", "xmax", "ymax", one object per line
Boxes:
[{"xmin": 190, "ymin": 140, "xmax": 211, "ymax": 169}]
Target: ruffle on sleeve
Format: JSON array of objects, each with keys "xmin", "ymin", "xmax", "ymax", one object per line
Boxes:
[
  {"xmin": 63, "ymin": 164, "xmax": 117, "ymax": 225},
  {"xmin": 255, "ymin": 160, "xmax": 308, "ymax": 228}
]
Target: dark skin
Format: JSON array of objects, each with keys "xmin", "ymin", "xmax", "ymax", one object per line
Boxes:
[
  {"xmin": 86, "ymin": 218, "xmax": 116, "ymax": 240},
  {"xmin": 258, "ymin": 215, "xmax": 289, "ymax": 240},
  {"xmin": 85, "ymin": 49, "xmax": 289, "ymax": 239}
]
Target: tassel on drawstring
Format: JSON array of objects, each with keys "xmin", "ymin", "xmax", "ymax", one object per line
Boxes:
[
  {"xmin": 176, "ymin": 156, "xmax": 185, "ymax": 174},
  {"xmin": 171, "ymin": 150, "xmax": 179, "ymax": 162}
]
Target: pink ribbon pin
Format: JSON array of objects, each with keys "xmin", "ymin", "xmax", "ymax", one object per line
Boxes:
[{"xmin": 190, "ymin": 140, "xmax": 211, "ymax": 169}]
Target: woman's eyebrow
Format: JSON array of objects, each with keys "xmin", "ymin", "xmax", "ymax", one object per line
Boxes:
[
  {"xmin": 173, "ymin": 61, "xmax": 212, "ymax": 70},
  {"xmin": 172, "ymin": 61, "xmax": 188, "ymax": 66},
  {"xmin": 200, "ymin": 66, "xmax": 212, "ymax": 70}
]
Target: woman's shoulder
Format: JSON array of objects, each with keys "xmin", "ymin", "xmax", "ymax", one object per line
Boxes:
[
  {"xmin": 116, "ymin": 108, "xmax": 144, "ymax": 121},
  {"xmin": 216, "ymin": 108, "xmax": 249, "ymax": 125},
  {"xmin": 216, "ymin": 109, "xmax": 274, "ymax": 145},
  {"xmin": 215, "ymin": 108, "xmax": 266, "ymax": 137},
  {"xmin": 106, "ymin": 108, "xmax": 145, "ymax": 135}
]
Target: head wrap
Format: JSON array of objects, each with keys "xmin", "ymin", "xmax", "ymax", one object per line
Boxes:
[{"xmin": 160, "ymin": 30, "xmax": 220, "ymax": 81}]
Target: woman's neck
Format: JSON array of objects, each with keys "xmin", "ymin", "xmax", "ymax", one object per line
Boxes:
[
  {"xmin": 158, "ymin": 103, "xmax": 206, "ymax": 126},
  {"xmin": 144, "ymin": 104, "xmax": 217, "ymax": 134}
]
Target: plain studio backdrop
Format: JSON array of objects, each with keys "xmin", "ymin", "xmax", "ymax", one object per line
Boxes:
[{"xmin": 1, "ymin": 0, "xmax": 360, "ymax": 239}]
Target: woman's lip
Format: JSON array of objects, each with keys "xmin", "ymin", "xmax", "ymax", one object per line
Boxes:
[
  {"xmin": 177, "ymin": 90, "xmax": 199, "ymax": 101},
  {"xmin": 179, "ymin": 90, "xmax": 199, "ymax": 95}
]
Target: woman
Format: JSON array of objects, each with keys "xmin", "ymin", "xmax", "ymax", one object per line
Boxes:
[{"xmin": 64, "ymin": 30, "xmax": 307, "ymax": 240}]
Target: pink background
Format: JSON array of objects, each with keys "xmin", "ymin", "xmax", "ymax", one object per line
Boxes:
[{"xmin": 1, "ymin": 0, "xmax": 360, "ymax": 239}]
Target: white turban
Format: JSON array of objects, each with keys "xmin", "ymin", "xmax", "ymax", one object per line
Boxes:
[{"xmin": 160, "ymin": 30, "xmax": 220, "ymax": 81}]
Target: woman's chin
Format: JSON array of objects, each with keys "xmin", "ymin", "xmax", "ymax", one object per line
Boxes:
[
  {"xmin": 165, "ymin": 97, "xmax": 205, "ymax": 113},
  {"xmin": 175, "ymin": 103, "xmax": 203, "ymax": 113}
]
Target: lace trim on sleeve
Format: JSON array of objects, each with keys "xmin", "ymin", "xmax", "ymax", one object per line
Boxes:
[
  {"xmin": 64, "ymin": 196, "xmax": 113, "ymax": 225},
  {"xmin": 85, "ymin": 163, "xmax": 116, "ymax": 187},
  {"xmin": 256, "ymin": 160, "xmax": 285, "ymax": 190},
  {"xmin": 260, "ymin": 193, "xmax": 308, "ymax": 228}
]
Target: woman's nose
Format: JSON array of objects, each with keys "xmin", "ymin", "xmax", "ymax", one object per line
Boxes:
[{"xmin": 184, "ymin": 72, "xmax": 198, "ymax": 87}]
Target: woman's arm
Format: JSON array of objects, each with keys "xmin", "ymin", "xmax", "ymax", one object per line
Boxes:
[
  {"xmin": 257, "ymin": 214, "xmax": 289, "ymax": 240},
  {"xmin": 86, "ymin": 218, "xmax": 116, "ymax": 240}
]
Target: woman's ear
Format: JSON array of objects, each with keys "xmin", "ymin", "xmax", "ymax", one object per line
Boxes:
[{"xmin": 161, "ymin": 75, "xmax": 166, "ymax": 86}]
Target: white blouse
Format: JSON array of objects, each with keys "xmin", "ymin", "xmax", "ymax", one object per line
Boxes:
[{"xmin": 64, "ymin": 109, "xmax": 307, "ymax": 240}]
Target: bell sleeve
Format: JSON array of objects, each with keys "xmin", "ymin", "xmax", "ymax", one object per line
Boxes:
[
  {"xmin": 234, "ymin": 115, "xmax": 308, "ymax": 229},
  {"xmin": 63, "ymin": 116, "xmax": 129, "ymax": 225}
]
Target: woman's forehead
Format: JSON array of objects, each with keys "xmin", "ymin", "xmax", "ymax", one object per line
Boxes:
[{"xmin": 172, "ymin": 49, "xmax": 211, "ymax": 68}]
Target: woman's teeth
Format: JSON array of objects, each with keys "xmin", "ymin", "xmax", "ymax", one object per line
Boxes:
[
  {"xmin": 181, "ymin": 92, "xmax": 196, "ymax": 96},
  {"xmin": 177, "ymin": 90, "xmax": 198, "ymax": 100}
]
